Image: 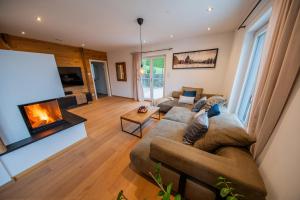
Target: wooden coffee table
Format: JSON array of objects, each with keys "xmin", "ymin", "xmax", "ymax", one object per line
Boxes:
[{"xmin": 120, "ymin": 106, "xmax": 160, "ymax": 138}]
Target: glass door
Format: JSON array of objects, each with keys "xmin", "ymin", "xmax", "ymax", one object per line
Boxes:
[
  {"xmin": 237, "ymin": 29, "xmax": 267, "ymax": 125},
  {"xmin": 141, "ymin": 56, "xmax": 165, "ymax": 100}
]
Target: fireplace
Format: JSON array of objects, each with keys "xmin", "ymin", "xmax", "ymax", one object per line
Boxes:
[{"xmin": 19, "ymin": 99, "xmax": 65, "ymax": 135}]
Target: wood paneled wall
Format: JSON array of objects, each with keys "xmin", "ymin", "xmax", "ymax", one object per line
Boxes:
[{"xmin": 0, "ymin": 34, "xmax": 108, "ymax": 99}]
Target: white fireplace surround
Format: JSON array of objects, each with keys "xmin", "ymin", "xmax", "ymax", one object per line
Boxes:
[{"xmin": 0, "ymin": 50, "xmax": 87, "ymax": 186}]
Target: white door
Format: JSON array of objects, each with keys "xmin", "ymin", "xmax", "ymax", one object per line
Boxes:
[{"xmin": 141, "ymin": 56, "xmax": 165, "ymax": 100}]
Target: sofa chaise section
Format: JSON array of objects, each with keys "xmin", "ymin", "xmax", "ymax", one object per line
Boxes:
[{"xmin": 130, "ymin": 106, "xmax": 266, "ymax": 200}]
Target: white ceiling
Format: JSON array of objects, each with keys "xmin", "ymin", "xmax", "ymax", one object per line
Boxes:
[{"xmin": 0, "ymin": 0, "xmax": 256, "ymax": 51}]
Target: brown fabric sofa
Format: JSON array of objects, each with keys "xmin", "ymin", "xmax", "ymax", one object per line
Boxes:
[{"xmin": 130, "ymin": 107, "xmax": 266, "ymax": 200}]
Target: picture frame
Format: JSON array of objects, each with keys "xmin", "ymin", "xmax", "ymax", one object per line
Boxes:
[
  {"xmin": 172, "ymin": 48, "xmax": 218, "ymax": 69},
  {"xmin": 116, "ymin": 62, "xmax": 127, "ymax": 81}
]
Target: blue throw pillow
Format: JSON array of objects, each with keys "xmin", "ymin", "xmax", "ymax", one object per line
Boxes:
[
  {"xmin": 207, "ymin": 104, "xmax": 220, "ymax": 118},
  {"xmin": 183, "ymin": 90, "xmax": 196, "ymax": 97}
]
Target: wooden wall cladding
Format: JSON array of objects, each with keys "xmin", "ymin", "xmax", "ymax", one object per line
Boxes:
[{"xmin": 0, "ymin": 34, "xmax": 107, "ymax": 99}]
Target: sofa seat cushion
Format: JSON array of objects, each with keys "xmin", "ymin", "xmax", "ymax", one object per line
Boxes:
[
  {"xmin": 158, "ymin": 99, "xmax": 193, "ymax": 113},
  {"xmin": 194, "ymin": 112, "xmax": 256, "ymax": 152},
  {"xmin": 164, "ymin": 107, "xmax": 195, "ymax": 124},
  {"xmin": 130, "ymin": 119, "xmax": 186, "ymax": 171}
]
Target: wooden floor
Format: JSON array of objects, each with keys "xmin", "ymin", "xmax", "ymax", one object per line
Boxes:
[{"xmin": 0, "ymin": 97, "xmax": 160, "ymax": 200}]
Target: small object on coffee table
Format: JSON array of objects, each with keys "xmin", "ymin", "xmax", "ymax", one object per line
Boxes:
[
  {"xmin": 138, "ymin": 105, "xmax": 148, "ymax": 113},
  {"xmin": 120, "ymin": 106, "xmax": 160, "ymax": 138}
]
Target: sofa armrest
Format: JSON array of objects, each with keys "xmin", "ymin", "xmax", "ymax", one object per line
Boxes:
[
  {"xmin": 172, "ymin": 91, "xmax": 182, "ymax": 98},
  {"xmin": 150, "ymin": 137, "xmax": 266, "ymax": 197}
]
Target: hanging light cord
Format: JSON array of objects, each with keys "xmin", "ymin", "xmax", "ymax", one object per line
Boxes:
[{"xmin": 139, "ymin": 23, "xmax": 143, "ymax": 67}]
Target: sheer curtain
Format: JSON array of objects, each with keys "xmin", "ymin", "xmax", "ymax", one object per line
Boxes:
[
  {"xmin": 132, "ymin": 52, "xmax": 144, "ymax": 101},
  {"xmin": 248, "ymin": 0, "xmax": 300, "ymax": 158}
]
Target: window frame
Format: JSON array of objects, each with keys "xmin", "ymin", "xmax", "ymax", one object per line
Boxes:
[{"xmin": 236, "ymin": 24, "xmax": 268, "ymax": 127}]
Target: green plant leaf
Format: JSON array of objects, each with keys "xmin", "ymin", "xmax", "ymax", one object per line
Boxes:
[
  {"xmin": 218, "ymin": 176, "xmax": 226, "ymax": 181},
  {"xmin": 117, "ymin": 190, "xmax": 123, "ymax": 200},
  {"xmin": 157, "ymin": 190, "xmax": 164, "ymax": 197},
  {"xmin": 234, "ymin": 193, "xmax": 245, "ymax": 198},
  {"xmin": 156, "ymin": 175, "xmax": 162, "ymax": 184},
  {"xmin": 216, "ymin": 182, "xmax": 224, "ymax": 187},
  {"xmin": 162, "ymin": 192, "xmax": 170, "ymax": 200},
  {"xmin": 226, "ymin": 195, "xmax": 238, "ymax": 200},
  {"xmin": 220, "ymin": 188, "xmax": 231, "ymax": 197},
  {"xmin": 174, "ymin": 194, "xmax": 181, "ymax": 200},
  {"xmin": 155, "ymin": 163, "xmax": 161, "ymax": 174},
  {"xmin": 166, "ymin": 183, "xmax": 173, "ymax": 194}
]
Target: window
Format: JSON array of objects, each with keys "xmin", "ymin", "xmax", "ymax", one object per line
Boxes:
[
  {"xmin": 141, "ymin": 56, "xmax": 165, "ymax": 100},
  {"xmin": 237, "ymin": 28, "xmax": 267, "ymax": 125}
]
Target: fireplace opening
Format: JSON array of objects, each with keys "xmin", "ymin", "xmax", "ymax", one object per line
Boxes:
[{"xmin": 19, "ymin": 99, "xmax": 65, "ymax": 135}]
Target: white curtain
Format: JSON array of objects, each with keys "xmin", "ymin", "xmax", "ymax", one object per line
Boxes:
[
  {"xmin": 132, "ymin": 52, "xmax": 144, "ymax": 101},
  {"xmin": 248, "ymin": 0, "xmax": 300, "ymax": 158}
]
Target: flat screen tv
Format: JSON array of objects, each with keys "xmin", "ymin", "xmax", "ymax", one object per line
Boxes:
[{"xmin": 58, "ymin": 67, "xmax": 84, "ymax": 87}]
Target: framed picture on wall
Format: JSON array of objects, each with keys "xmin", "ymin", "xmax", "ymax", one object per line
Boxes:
[
  {"xmin": 116, "ymin": 62, "xmax": 127, "ymax": 81},
  {"xmin": 172, "ymin": 48, "xmax": 218, "ymax": 69}
]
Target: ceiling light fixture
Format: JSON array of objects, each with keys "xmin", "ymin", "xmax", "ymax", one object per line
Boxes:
[
  {"xmin": 21, "ymin": 31, "xmax": 26, "ymax": 35},
  {"xmin": 137, "ymin": 17, "xmax": 144, "ymax": 74},
  {"xmin": 170, "ymin": 34, "xmax": 174, "ymax": 38},
  {"xmin": 207, "ymin": 27, "xmax": 211, "ymax": 31},
  {"xmin": 36, "ymin": 16, "xmax": 42, "ymax": 22},
  {"xmin": 81, "ymin": 43, "xmax": 85, "ymax": 47},
  {"xmin": 207, "ymin": 7, "xmax": 213, "ymax": 12},
  {"xmin": 143, "ymin": 40, "xmax": 146, "ymax": 43}
]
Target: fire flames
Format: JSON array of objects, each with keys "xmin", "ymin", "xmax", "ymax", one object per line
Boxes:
[{"xmin": 24, "ymin": 101, "xmax": 63, "ymax": 129}]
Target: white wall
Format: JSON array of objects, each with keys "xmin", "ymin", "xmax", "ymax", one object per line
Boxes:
[
  {"xmin": 0, "ymin": 50, "xmax": 65, "ymax": 145},
  {"xmin": 107, "ymin": 32, "xmax": 234, "ymax": 98},
  {"xmin": 0, "ymin": 162, "xmax": 11, "ymax": 186},
  {"xmin": 258, "ymin": 74, "xmax": 300, "ymax": 200},
  {"xmin": 107, "ymin": 50, "xmax": 134, "ymax": 98}
]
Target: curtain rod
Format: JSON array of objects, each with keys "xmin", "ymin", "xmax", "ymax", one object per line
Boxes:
[
  {"xmin": 141, "ymin": 48, "xmax": 173, "ymax": 54},
  {"xmin": 238, "ymin": 0, "xmax": 263, "ymax": 30}
]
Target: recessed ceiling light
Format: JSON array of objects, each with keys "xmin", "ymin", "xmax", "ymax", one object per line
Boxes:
[
  {"xmin": 143, "ymin": 40, "xmax": 146, "ymax": 43},
  {"xmin": 36, "ymin": 16, "xmax": 42, "ymax": 22},
  {"xmin": 21, "ymin": 31, "xmax": 26, "ymax": 35},
  {"xmin": 207, "ymin": 7, "xmax": 213, "ymax": 12},
  {"xmin": 207, "ymin": 27, "xmax": 211, "ymax": 31},
  {"xmin": 170, "ymin": 34, "xmax": 174, "ymax": 38},
  {"xmin": 81, "ymin": 43, "xmax": 85, "ymax": 47}
]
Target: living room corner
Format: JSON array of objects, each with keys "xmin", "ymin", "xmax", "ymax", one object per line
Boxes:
[{"xmin": 0, "ymin": 0, "xmax": 299, "ymax": 200}]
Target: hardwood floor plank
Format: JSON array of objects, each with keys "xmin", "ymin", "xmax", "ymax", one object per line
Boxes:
[{"xmin": 0, "ymin": 97, "xmax": 159, "ymax": 200}]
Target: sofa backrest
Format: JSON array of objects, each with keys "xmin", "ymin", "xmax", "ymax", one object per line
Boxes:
[{"xmin": 171, "ymin": 86, "xmax": 204, "ymax": 100}]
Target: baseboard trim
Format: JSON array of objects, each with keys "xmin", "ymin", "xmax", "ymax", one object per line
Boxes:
[{"xmin": 112, "ymin": 95, "xmax": 134, "ymax": 100}]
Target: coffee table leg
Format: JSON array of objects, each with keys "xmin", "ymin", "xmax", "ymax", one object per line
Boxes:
[
  {"xmin": 139, "ymin": 123, "xmax": 142, "ymax": 138},
  {"xmin": 120, "ymin": 118, "xmax": 124, "ymax": 131},
  {"xmin": 121, "ymin": 118, "xmax": 143, "ymax": 138}
]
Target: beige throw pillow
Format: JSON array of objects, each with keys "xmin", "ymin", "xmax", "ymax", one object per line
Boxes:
[
  {"xmin": 193, "ymin": 113, "xmax": 255, "ymax": 152},
  {"xmin": 178, "ymin": 95, "xmax": 195, "ymax": 104}
]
